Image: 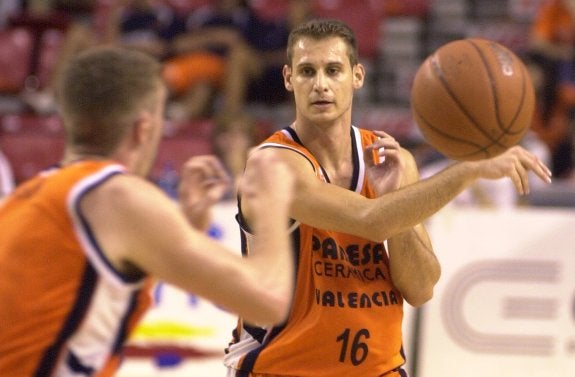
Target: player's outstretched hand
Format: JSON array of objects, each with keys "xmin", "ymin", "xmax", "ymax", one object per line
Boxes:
[
  {"xmin": 178, "ymin": 155, "xmax": 232, "ymax": 230},
  {"xmin": 471, "ymin": 145, "xmax": 552, "ymax": 195}
]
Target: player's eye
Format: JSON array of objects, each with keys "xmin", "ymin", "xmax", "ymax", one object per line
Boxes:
[{"xmin": 300, "ymin": 67, "xmax": 315, "ymax": 76}]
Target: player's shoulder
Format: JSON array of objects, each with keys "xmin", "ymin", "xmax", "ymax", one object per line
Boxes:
[
  {"xmin": 83, "ymin": 172, "xmax": 165, "ymax": 212},
  {"xmin": 400, "ymin": 145, "xmax": 417, "ymax": 161},
  {"xmin": 95, "ymin": 172, "xmax": 144, "ymax": 194}
]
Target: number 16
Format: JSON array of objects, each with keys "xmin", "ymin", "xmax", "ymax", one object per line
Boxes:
[{"xmin": 336, "ymin": 328, "xmax": 370, "ymax": 366}]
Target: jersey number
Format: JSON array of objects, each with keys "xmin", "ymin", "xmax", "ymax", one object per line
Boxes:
[{"xmin": 336, "ymin": 328, "xmax": 370, "ymax": 366}]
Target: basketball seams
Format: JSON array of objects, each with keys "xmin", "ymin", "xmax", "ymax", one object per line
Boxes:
[
  {"xmin": 411, "ymin": 57, "xmax": 491, "ymax": 159},
  {"xmin": 430, "ymin": 46, "xmax": 506, "ymax": 149},
  {"xmin": 464, "ymin": 40, "xmax": 510, "ymax": 150},
  {"xmin": 424, "ymin": 47, "xmax": 504, "ymax": 158},
  {"xmin": 413, "ymin": 109, "xmax": 490, "ymax": 159},
  {"xmin": 469, "ymin": 39, "xmax": 527, "ymax": 140},
  {"xmin": 410, "ymin": 38, "xmax": 534, "ymax": 161},
  {"xmin": 505, "ymin": 55, "xmax": 528, "ymax": 135},
  {"xmin": 467, "ymin": 39, "xmax": 504, "ymax": 135},
  {"xmin": 496, "ymin": 61, "xmax": 527, "ymax": 138}
]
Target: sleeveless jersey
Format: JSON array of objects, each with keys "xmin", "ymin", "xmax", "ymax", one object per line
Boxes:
[
  {"xmin": 0, "ymin": 160, "xmax": 152, "ymax": 377},
  {"xmin": 225, "ymin": 126, "xmax": 407, "ymax": 377}
]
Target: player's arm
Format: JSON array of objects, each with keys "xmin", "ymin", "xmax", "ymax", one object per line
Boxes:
[
  {"xmin": 243, "ymin": 143, "xmax": 551, "ymax": 243},
  {"xmin": 386, "ymin": 149, "xmax": 440, "ymax": 307},
  {"xmin": 80, "ymin": 152, "xmax": 294, "ymax": 326}
]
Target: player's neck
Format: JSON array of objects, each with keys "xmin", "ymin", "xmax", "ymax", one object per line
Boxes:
[
  {"xmin": 292, "ymin": 120, "xmax": 353, "ymax": 179},
  {"xmin": 293, "ymin": 116, "xmax": 351, "ymax": 145},
  {"xmin": 61, "ymin": 148, "xmax": 111, "ymax": 166}
]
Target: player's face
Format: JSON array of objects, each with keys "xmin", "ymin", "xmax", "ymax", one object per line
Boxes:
[{"xmin": 283, "ymin": 36, "xmax": 364, "ymax": 125}]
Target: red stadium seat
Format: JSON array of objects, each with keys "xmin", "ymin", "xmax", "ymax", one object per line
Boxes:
[
  {"xmin": 312, "ymin": 0, "xmax": 386, "ymax": 59},
  {"xmin": 249, "ymin": 0, "xmax": 292, "ymax": 22},
  {"xmin": 0, "ymin": 115, "xmax": 216, "ymax": 186},
  {"xmin": 37, "ymin": 29, "xmax": 66, "ymax": 89},
  {"xmin": 0, "ymin": 115, "xmax": 65, "ymax": 183},
  {"xmin": 0, "ymin": 28, "xmax": 34, "ymax": 93},
  {"xmin": 382, "ymin": 0, "xmax": 430, "ymax": 17},
  {"xmin": 163, "ymin": 0, "xmax": 214, "ymax": 16},
  {"xmin": 150, "ymin": 119, "xmax": 215, "ymax": 184}
]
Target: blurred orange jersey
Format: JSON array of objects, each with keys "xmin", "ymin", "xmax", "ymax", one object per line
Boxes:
[
  {"xmin": 0, "ymin": 161, "xmax": 152, "ymax": 376},
  {"xmin": 225, "ymin": 126, "xmax": 407, "ymax": 377},
  {"xmin": 531, "ymin": 0, "xmax": 575, "ymax": 44}
]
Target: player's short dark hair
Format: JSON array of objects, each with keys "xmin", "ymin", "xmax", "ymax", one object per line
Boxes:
[
  {"xmin": 57, "ymin": 46, "xmax": 164, "ymax": 155},
  {"xmin": 287, "ymin": 18, "xmax": 359, "ymax": 67}
]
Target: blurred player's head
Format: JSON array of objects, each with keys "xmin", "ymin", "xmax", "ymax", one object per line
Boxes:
[{"xmin": 57, "ymin": 46, "xmax": 166, "ymax": 175}]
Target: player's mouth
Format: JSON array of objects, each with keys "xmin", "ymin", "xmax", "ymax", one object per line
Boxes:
[{"xmin": 311, "ymin": 100, "xmax": 333, "ymax": 109}]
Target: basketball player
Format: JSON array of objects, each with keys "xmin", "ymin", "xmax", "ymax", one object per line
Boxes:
[
  {"xmin": 0, "ymin": 46, "xmax": 296, "ymax": 376},
  {"xmin": 224, "ymin": 19, "xmax": 552, "ymax": 377}
]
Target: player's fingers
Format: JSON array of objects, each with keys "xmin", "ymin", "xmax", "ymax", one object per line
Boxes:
[
  {"xmin": 183, "ymin": 155, "xmax": 230, "ymax": 183},
  {"xmin": 180, "ymin": 156, "xmax": 209, "ymax": 179},
  {"xmin": 366, "ymin": 135, "xmax": 400, "ymax": 165},
  {"xmin": 514, "ymin": 146, "xmax": 552, "ymax": 183},
  {"xmin": 368, "ymin": 135, "xmax": 399, "ymax": 150},
  {"xmin": 364, "ymin": 146, "xmax": 377, "ymax": 167},
  {"xmin": 200, "ymin": 155, "xmax": 228, "ymax": 179},
  {"xmin": 506, "ymin": 165, "xmax": 524, "ymax": 196},
  {"xmin": 530, "ymin": 157, "xmax": 553, "ymax": 184},
  {"xmin": 372, "ymin": 130, "xmax": 393, "ymax": 139},
  {"xmin": 376, "ymin": 146, "xmax": 401, "ymax": 164},
  {"xmin": 515, "ymin": 159, "xmax": 529, "ymax": 195}
]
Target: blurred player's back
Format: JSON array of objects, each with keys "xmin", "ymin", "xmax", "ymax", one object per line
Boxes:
[{"xmin": 0, "ymin": 161, "xmax": 151, "ymax": 376}]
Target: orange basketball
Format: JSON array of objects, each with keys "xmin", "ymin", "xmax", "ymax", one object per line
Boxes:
[{"xmin": 410, "ymin": 38, "xmax": 535, "ymax": 161}]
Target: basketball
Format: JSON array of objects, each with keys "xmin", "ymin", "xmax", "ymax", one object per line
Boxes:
[{"xmin": 410, "ymin": 38, "xmax": 535, "ymax": 161}]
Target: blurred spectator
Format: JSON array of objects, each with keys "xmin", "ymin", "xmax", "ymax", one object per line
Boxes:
[
  {"xmin": 527, "ymin": 0, "xmax": 575, "ymax": 179},
  {"xmin": 106, "ymin": 0, "xmax": 228, "ymax": 121},
  {"xmin": 14, "ymin": 0, "xmax": 309, "ymax": 181},
  {"xmin": 167, "ymin": 0, "xmax": 310, "ymax": 180},
  {"xmin": 531, "ymin": 56, "xmax": 575, "ymax": 180},
  {"xmin": 14, "ymin": 0, "xmax": 102, "ymax": 114},
  {"xmin": 212, "ymin": 111, "xmax": 255, "ymax": 184},
  {"xmin": 167, "ymin": 0, "xmax": 311, "ymax": 120},
  {"xmin": 108, "ymin": 0, "xmax": 186, "ymax": 58},
  {"xmin": 0, "ymin": 0, "xmax": 21, "ymax": 30},
  {"xmin": 528, "ymin": 0, "xmax": 574, "ymax": 60}
]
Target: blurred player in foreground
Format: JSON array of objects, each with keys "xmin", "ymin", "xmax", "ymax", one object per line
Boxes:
[
  {"xmin": 0, "ymin": 46, "xmax": 295, "ymax": 376},
  {"xmin": 224, "ymin": 19, "xmax": 553, "ymax": 377}
]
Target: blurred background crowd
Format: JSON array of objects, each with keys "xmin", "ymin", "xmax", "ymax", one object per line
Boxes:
[{"xmin": 0, "ymin": 0, "xmax": 574, "ymax": 207}]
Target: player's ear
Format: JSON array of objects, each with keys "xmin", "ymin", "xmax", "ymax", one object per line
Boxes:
[
  {"xmin": 283, "ymin": 65, "xmax": 294, "ymax": 92},
  {"xmin": 131, "ymin": 111, "xmax": 153, "ymax": 145},
  {"xmin": 353, "ymin": 63, "xmax": 365, "ymax": 89}
]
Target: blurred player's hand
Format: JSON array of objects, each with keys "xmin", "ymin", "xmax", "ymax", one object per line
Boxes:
[{"xmin": 178, "ymin": 155, "xmax": 231, "ymax": 230}]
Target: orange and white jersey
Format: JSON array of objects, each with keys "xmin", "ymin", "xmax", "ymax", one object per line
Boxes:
[
  {"xmin": 225, "ymin": 126, "xmax": 407, "ymax": 377},
  {"xmin": 0, "ymin": 160, "xmax": 152, "ymax": 377}
]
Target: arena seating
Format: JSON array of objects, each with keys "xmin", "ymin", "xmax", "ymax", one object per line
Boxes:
[
  {"xmin": 0, "ymin": 114, "xmax": 64, "ymax": 183},
  {"xmin": 0, "ymin": 114, "xmax": 216, "ymax": 185},
  {"xmin": 0, "ymin": 28, "xmax": 34, "ymax": 94}
]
